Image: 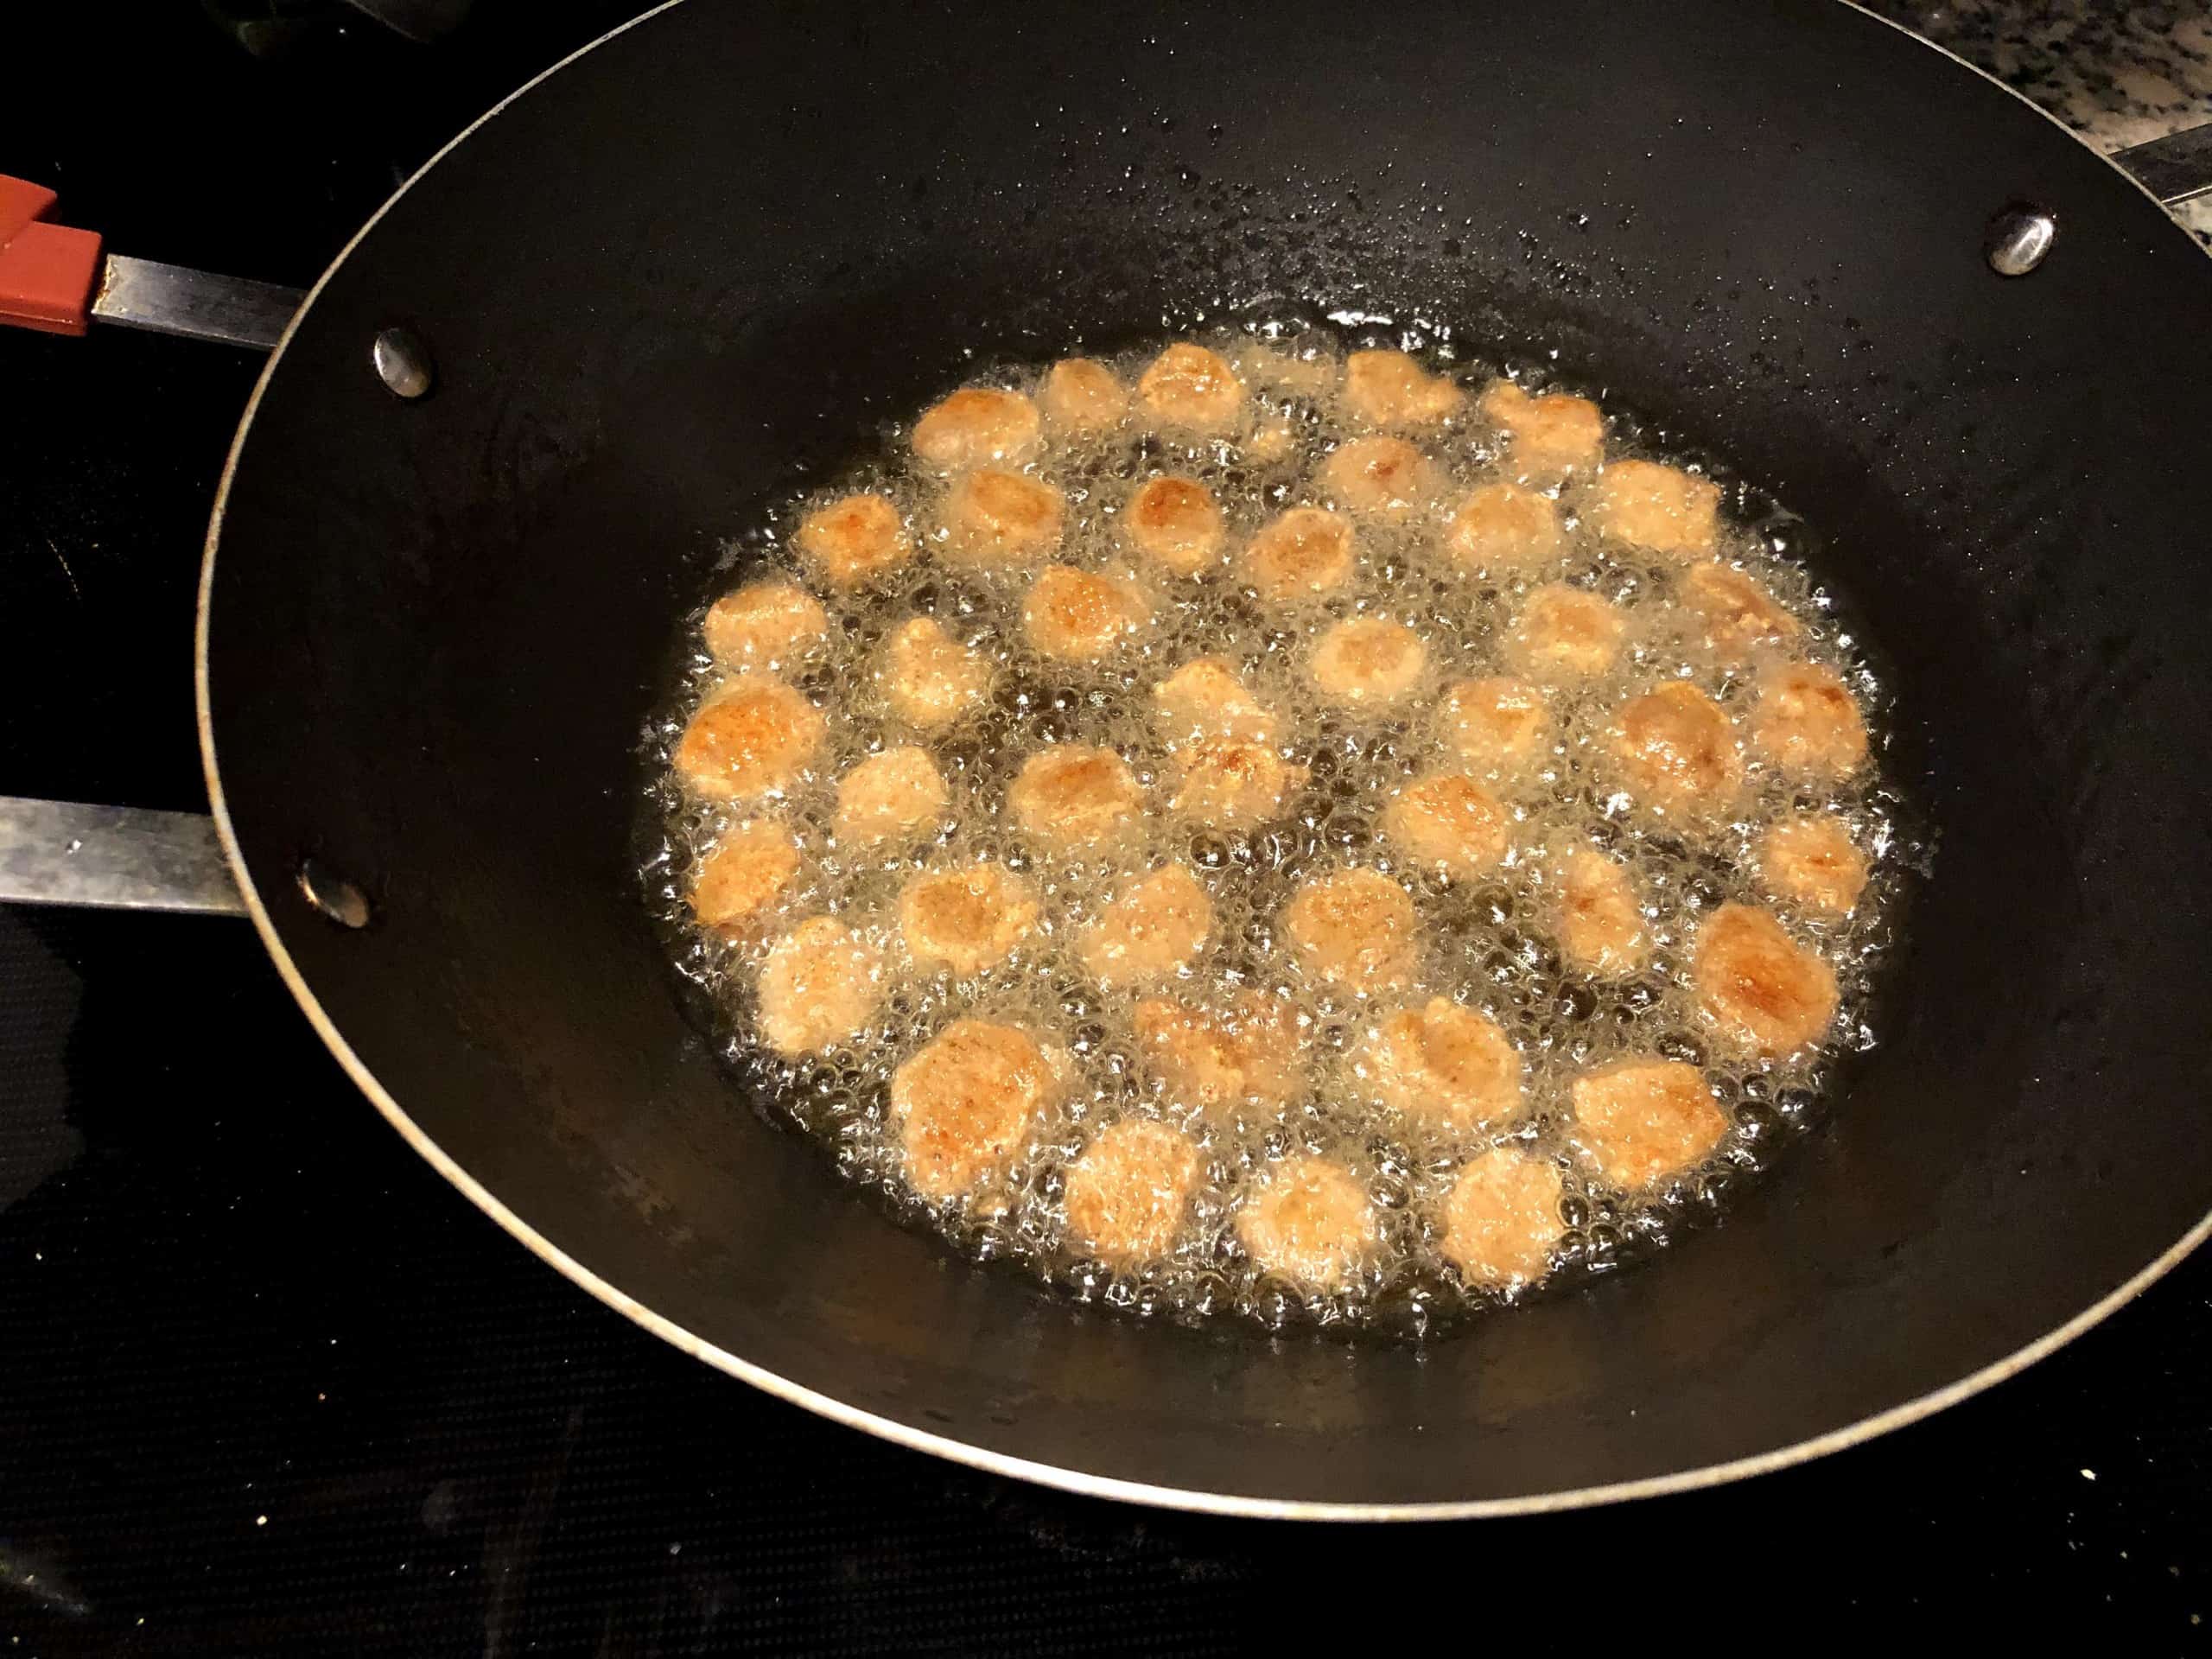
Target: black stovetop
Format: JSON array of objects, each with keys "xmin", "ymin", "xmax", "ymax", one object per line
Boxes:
[{"xmin": 3, "ymin": 5, "xmax": 2207, "ymax": 1649}]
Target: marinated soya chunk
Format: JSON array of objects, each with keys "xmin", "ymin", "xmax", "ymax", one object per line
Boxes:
[
  {"xmin": 1445, "ymin": 483, "xmax": 1564, "ymax": 574},
  {"xmin": 1751, "ymin": 663, "xmax": 1869, "ymax": 778},
  {"xmin": 1479, "ymin": 381, "xmax": 1605, "ymax": 478},
  {"xmin": 834, "ymin": 747, "xmax": 948, "ymax": 849},
  {"xmin": 1436, "ymin": 677, "xmax": 1551, "ymax": 774},
  {"xmin": 878, "ymin": 618, "xmax": 990, "ymax": 729},
  {"xmin": 1008, "ymin": 745, "xmax": 1146, "ymax": 851},
  {"xmin": 1138, "ymin": 342, "xmax": 1244, "ymax": 432},
  {"xmin": 702, "ymin": 578, "xmax": 828, "ymax": 670},
  {"xmin": 1040, "ymin": 358, "xmax": 1128, "ymax": 436},
  {"xmin": 1241, "ymin": 506, "xmax": 1356, "ymax": 605},
  {"xmin": 940, "ymin": 469, "xmax": 1065, "ymax": 569},
  {"xmin": 1758, "ymin": 816, "xmax": 1870, "ymax": 916},
  {"xmin": 1509, "ymin": 584, "xmax": 1627, "ymax": 682},
  {"xmin": 1124, "ymin": 476, "xmax": 1226, "ymax": 575},
  {"xmin": 1344, "ymin": 349, "xmax": 1462, "ymax": 429},
  {"xmin": 1307, "ymin": 618, "xmax": 1429, "ymax": 709},
  {"xmin": 1134, "ymin": 993, "xmax": 1309, "ymax": 1116},
  {"xmin": 1322, "ymin": 435, "xmax": 1434, "ymax": 519}
]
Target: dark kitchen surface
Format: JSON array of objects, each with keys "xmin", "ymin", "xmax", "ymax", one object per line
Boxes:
[{"xmin": 3, "ymin": 3, "xmax": 2207, "ymax": 1649}]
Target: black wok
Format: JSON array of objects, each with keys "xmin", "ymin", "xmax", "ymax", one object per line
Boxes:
[{"xmin": 80, "ymin": 0, "xmax": 2212, "ymax": 1514}]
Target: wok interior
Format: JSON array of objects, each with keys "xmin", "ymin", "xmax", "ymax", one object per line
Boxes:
[{"xmin": 205, "ymin": 0, "xmax": 2212, "ymax": 1508}]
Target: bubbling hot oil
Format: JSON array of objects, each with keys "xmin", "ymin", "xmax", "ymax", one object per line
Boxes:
[{"xmin": 640, "ymin": 325, "xmax": 1915, "ymax": 1337}]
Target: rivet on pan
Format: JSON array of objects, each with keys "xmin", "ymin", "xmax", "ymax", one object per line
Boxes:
[
  {"xmin": 297, "ymin": 858, "xmax": 372, "ymax": 929},
  {"xmin": 372, "ymin": 326, "xmax": 435, "ymax": 398},
  {"xmin": 1984, "ymin": 204, "xmax": 2058, "ymax": 276}
]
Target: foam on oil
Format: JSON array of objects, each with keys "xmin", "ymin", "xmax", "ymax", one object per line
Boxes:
[{"xmin": 640, "ymin": 324, "xmax": 1914, "ymax": 1338}]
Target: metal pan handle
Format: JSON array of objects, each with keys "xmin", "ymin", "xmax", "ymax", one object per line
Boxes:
[
  {"xmin": 1, "ymin": 174, "xmax": 305, "ymax": 345},
  {"xmin": 2113, "ymin": 123, "xmax": 2212, "ymax": 207},
  {"xmin": 0, "ymin": 798, "xmax": 243, "ymax": 916}
]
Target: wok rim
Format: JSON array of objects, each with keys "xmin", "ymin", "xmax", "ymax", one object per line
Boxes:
[{"xmin": 193, "ymin": 0, "xmax": 2212, "ymax": 1520}]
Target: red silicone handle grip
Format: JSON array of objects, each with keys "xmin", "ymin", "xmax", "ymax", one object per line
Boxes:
[
  {"xmin": 0, "ymin": 175, "xmax": 58, "ymax": 246},
  {"xmin": 0, "ymin": 175, "xmax": 103, "ymax": 337}
]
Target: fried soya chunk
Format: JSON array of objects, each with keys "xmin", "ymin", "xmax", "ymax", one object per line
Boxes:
[
  {"xmin": 795, "ymin": 493, "xmax": 912, "ymax": 588},
  {"xmin": 899, "ymin": 861, "xmax": 1040, "ymax": 974},
  {"xmin": 1693, "ymin": 903, "xmax": 1840, "ymax": 1056},
  {"xmin": 1445, "ymin": 483, "xmax": 1565, "ymax": 574},
  {"xmin": 1479, "ymin": 381, "xmax": 1605, "ymax": 478},
  {"xmin": 1440, "ymin": 1150, "xmax": 1566, "ymax": 1287},
  {"xmin": 1236, "ymin": 1155, "xmax": 1379, "ymax": 1291},
  {"xmin": 1571, "ymin": 1058, "xmax": 1728, "ymax": 1189},
  {"xmin": 1078, "ymin": 865, "xmax": 1214, "ymax": 991},
  {"xmin": 912, "ymin": 386, "xmax": 1041, "ymax": 468},
  {"xmin": 1344, "ymin": 349, "xmax": 1463, "ymax": 429},
  {"xmin": 756, "ymin": 916, "xmax": 885, "ymax": 1058},
  {"xmin": 1356, "ymin": 998, "xmax": 1522, "ymax": 1135},
  {"xmin": 1282, "ymin": 868, "xmax": 1420, "ymax": 995},
  {"xmin": 674, "ymin": 677, "xmax": 826, "ymax": 801},
  {"xmin": 891, "ymin": 1018, "xmax": 1065, "ymax": 1203},
  {"xmin": 1063, "ymin": 1119, "xmax": 1203, "ymax": 1265}
]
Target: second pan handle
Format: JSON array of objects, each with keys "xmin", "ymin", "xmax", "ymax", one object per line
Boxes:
[{"xmin": 2113, "ymin": 124, "xmax": 2212, "ymax": 207}]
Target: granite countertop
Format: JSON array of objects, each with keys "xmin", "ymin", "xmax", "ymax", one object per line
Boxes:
[{"xmin": 1871, "ymin": 0, "xmax": 2212, "ymax": 236}]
